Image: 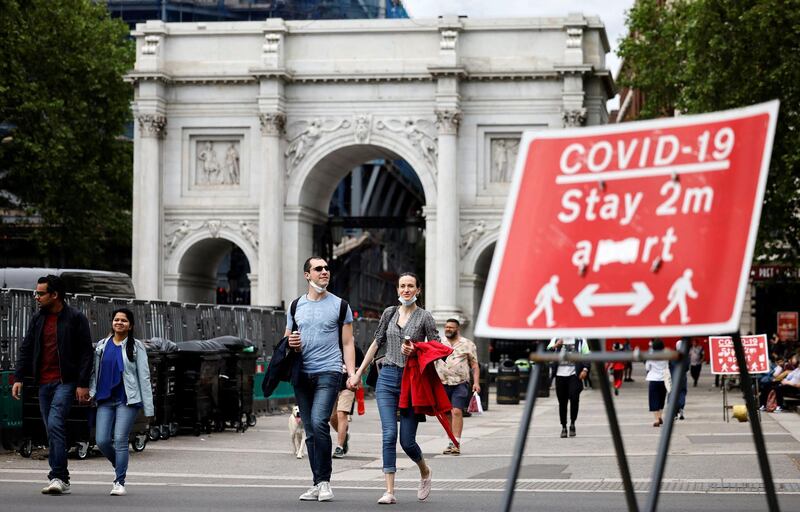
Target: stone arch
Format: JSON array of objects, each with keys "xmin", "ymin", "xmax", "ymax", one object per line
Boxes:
[
  {"xmin": 286, "ymin": 129, "xmax": 437, "ymax": 211},
  {"xmin": 165, "ymin": 229, "xmax": 258, "ymax": 304},
  {"xmin": 464, "ymin": 231, "xmax": 500, "ymax": 276}
]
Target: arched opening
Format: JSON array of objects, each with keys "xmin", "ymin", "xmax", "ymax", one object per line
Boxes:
[
  {"xmin": 177, "ymin": 238, "xmax": 251, "ymax": 305},
  {"xmin": 473, "ymin": 242, "xmax": 495, "ymax": 362},
  {"xmin": 291, "ymin": 142, "xmax": 430, "ymax": 319}
]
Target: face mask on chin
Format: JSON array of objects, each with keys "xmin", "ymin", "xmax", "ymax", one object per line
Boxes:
[
  {"xmin": 309, "ymin": 280, "xmax": 327, "ymax": 293},
  {"xmin": 398, "ymin": 295, "xmax": 418, "ymax": 307}
]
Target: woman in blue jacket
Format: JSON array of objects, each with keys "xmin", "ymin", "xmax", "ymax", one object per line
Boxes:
[{"xmin": 89, "ymin": 308, "xmax": 153, "ymax": 496}]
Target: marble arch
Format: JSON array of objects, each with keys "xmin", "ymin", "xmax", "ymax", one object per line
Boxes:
[{"xmin": 128, "ymin": 14, "xmax": 614, "ymax": 333}]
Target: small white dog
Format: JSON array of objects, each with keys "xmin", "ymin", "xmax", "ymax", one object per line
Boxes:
[{"xmin": 288, "ymin": 405, "xmax": 306, "ymax": 459}]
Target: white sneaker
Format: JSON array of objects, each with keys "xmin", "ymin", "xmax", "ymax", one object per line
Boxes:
[
  {"xmin": 759, "ymin": 405, "xmax": 766, "ymax": 411},
  {"xmin": 298, "ymin": 484, "xmax": 319, "ymax": 501},
  {"xmin": 317, "ymin": 481, "xmax": 334, "ymax": 502},
  {"xmin": 110, "ymin": 482, "xmax": 127, "ymax": 496},
  {"xmin": 42, "ymin": 478, "xmax": 70, "ymax": 495},
  {"xmin": 775, "ymin": 407, "xmax": 784, "ymax": 413},
  {"xmin": 377, "ymin": 491, "xmax": 397, "ymax": 504}
]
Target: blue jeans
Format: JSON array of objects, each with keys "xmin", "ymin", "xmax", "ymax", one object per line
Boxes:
[
  {"xmin": 293, "ymin": 371, "xmax": 341, "ymax": 485},
  {"xmin": 375, "ymin": 365, "xmax": 422, "ymax": 473},
  {"xmin": 38, "ymin": 382, "xmax": 77, "ymax": 483},
  {"xmin": 96, "ymin": 400, "xmax": 140, "ymax": 485}
]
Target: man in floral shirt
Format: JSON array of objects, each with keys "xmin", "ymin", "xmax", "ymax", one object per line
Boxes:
[{"xmin": 435, "ymin": 319, "xmax": 480, "ymax": 455}]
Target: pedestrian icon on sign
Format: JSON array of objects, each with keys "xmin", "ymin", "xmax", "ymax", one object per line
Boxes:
[
  {"xmin": 526, "ymin": 275, "xmax": 563, "ymax": 327},
  {"xmin": 659, "ymin": 268, "xmax": 699, "ymax": 324}
]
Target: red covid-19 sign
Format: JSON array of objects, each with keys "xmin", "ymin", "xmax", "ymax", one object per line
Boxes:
[
  {"xmin": 709, "ymin": 335, "xmax": 769, "ymax": 375},
  {"xmin": 476, "ymin": 102, "xmax": 779, "ymax": 339}
]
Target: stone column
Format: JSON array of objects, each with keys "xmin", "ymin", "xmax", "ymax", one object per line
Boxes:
[
  {"xmin": 257, "ymin": 113, "xmax": 286, "ymax": 307},
  {"xmin": 434, "ymin": 109, "xmax": 462, "ymax": 318},
  {"xmin": 133, "ymin": 113, "xmax": 166, "ymax": 299}
]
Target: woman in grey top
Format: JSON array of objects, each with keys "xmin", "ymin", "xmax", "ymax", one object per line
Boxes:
[{"xmin": 350, "ymin": 272, "xmax": 439, "ymax": 505}]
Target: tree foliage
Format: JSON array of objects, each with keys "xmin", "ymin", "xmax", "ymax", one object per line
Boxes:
[
  {"xmin": 618, "ymin": 0, "xmax": 800, "ymax": 264},
  {"xmin": 0, "ymin": 0, "xmax": 134, "ymax": 267}
]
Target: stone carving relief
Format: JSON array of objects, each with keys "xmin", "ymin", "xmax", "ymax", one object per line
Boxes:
[
  {"xmin": 440, "ymin": 30, "xmax": 458, "ymax": 50},
  {"xmin": 263, "ymin": 33, "xmax": 282, "ymax": 54},
  {"xmin": 460, "ymin": 220, "xmax": 499, "ymax": 258},
  {"xmin": 163, "ymin": 219, "xmax": 260, "ymax": 256},
  {"xmin": 566, "ymin": 27, "xmax": 583, "ymax": 49},
  {"xmin": 285, "ymin": 118, "xmax": 351, "ymax": 170},
  {"xmin": 376, "ymin": 118, "xmax": 438, "ymax": 169},
  {"xmin": 196, "ymin": 140, "xmax": 240, "ymax": 186},
  {"xmin": 259, "ymin": 112, "xmax": 286, "ymax": 136},
  {"xmin": 562, "ymin": 108, "xmax": 587, "ymax": 127},
  {"xmin": 353, "ymin": 114, "xmax": 372, "ymax": 144},
  {"xmin": 142, "ymin": 35, "xmax": 161, "ymax": 55},
  {"xmin": 137, "ymin": 114, "xmax": 166, "ymax": 138},
  {"xmin": 490, "ymin": 138, "xmax": 520, "ymax": 183},
  {"xmin": 435, "ymin": 110, "xmax": 462, "ymax": 135}
]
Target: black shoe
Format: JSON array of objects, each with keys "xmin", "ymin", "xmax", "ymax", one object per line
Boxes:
[
  {"xmin": 343, "ymin": 431, "xmax": 350, "ymax": 454},
  {"xmin": 569, "ymin": 424, "xmax": 576, "ymax": 437},
  {"xmin": 560, "ymin": 427, "xmax": 568, "ymax": 438},
  {"xmin": 678, "ymin": 410, "xmax": 685, "ymax": 420},
  {"xmin": 614, "ymin": 388, "xmax": 619, "ymax": 396}
]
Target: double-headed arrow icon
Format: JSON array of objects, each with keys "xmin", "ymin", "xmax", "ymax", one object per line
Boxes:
[{"xmin": 573, "ymin": 282, "xmax": 653, "ymax": 317}]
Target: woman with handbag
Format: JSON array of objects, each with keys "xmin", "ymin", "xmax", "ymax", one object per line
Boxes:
[
  {"xmin": 89, "ymin": 308, "xmax": 154, "ymax": 496},
  {"xmin": 348, "ymin": 272, "xmax": 439, "ymax": 505},
  {"xmin": 645, "ymin": 338, "xmax": 668, "ymax": 427}
]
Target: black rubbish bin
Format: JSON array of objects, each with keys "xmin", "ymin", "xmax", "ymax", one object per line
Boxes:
[
  {"xmin": 478, "ymin": 363, "xmax": 489, "ymax": 412},
  {"xmin": 210, "ymin": 336, "xmax": 258, "ymax": 432},
  {"xmin": 536, "ymin": 361, "xmax": 551, "ymax": 398},
  {"xmin": 496, "ymin": 359, "xmax": 520, "ymax": 405},
  {"xmin": 515, "ymin": 360, "xmax": 531, "ymax": 400},
  {"xmin": 145, "ymin": 338, "xmax": 180, "ymax": 440},
  {"xmin": 175, "ymin": 339, "xmax": 226, "ymax": 436}
]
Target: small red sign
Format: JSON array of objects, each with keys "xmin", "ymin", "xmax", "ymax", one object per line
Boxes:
[
  {"xmin": 709, "ymin": 335, "xmax": 769, "ymax": 375},
  {"xmin": 476, "ymin": 102, "xmax": 779, "ymax": 339},
  {"xmin": 777, "ymin": 311, "xmax": 798, "ymax": 342}
]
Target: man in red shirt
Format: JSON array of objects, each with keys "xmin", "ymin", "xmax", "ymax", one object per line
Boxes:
[{"xmin": 12, "ymin": 275, "xmax": 92, "ymax": 495}]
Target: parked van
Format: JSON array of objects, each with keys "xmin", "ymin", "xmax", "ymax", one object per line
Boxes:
[{"xmin": 0, "ymin": 268, "xmax": 135, "ymax": 299}]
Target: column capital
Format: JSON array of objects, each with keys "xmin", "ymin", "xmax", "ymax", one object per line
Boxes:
[
  {"xmin": 562, "ymin": 108, "xmax": 587, "ymax": 127},
  {"xmin": 259, "ymin": 112, "xmax": 286, "ymax": 136},
  {"xmin": 136, "ymin": 114, "xmax": 166, "ymax": 138},
  {"xmin": 435, "ymin": 109, "xmax": 462, "ymax": 135}
]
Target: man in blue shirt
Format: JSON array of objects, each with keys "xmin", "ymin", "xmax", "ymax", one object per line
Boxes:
[{"xmin": 286, "ymin": 256, "xmax": 356, "ymax": 502}]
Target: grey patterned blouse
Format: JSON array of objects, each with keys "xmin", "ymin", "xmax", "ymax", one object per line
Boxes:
[{"xmin": 374, "ymin": 306, "xmax": 441, "ymax": 367}]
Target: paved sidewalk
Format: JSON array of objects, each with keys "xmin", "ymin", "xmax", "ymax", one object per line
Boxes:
[{"xmin": 1, "ymin": 365, "xmax": 799, "ymax": 505}]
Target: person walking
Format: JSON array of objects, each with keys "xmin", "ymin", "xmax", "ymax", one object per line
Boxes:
[
  {"xmin": 689, "ymin": 339, "xmax": 705, "ymax": 387},
  {"xmin": 436, "ymin": 318, "xmax": 480, "ymax": 456},
  {"xmin": 606, "ymin": 343, "xmax": 626, "ymax": 396},
  {"xmin": 671, "ymin": 339, "xmax": 688, "ymax": 420},
  {"xmin": 547, "ymin": 337, "xmax": 590, "ymax": 438},
  {"xmin": 349, "ymin": 272, "xmax": 438, "ymax": 505},
  {"xmin": 89, "ymin": 308, "xmax": 154, "ymax": 496},
  {"xmin": 288, "ymin": 256, "xmax": 357, "ymax": 502},
  {"xmin": 11, "ymin": 275, "xmax": 93, "ymax": 495},
  {"xmin": 646, "ymin": 339, "xmax": 669, "ymax": 427}
]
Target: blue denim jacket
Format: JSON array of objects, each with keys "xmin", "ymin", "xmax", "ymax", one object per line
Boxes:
[{"xmin": 89, "ymin": 337, "xmax": 154, "ymax": 417}]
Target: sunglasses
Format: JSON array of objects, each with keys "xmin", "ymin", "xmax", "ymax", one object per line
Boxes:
[
  {"xmin": 311, "ymin": 265, "xmax": 329, "ymax": 272},
  {"xmin": 34, "ymin": 291, "xmax": 51, "ymax": 297}
]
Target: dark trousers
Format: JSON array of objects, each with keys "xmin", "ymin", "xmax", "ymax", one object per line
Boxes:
[
  {"xmin": 690, "ymin": 364, "xmax": 702, "ymax": 386},
  {"xmin": 39, "ymin": 382, "xmax": 77, "ymax": 483},
  {"xmin": 555, "ymin": 375, "xmax": 582, "ymax": 426}
]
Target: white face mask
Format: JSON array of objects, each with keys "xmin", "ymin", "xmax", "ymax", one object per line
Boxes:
[
  {"xmin": 398, "ymin": 295, "xmax": 418, "ymax": 306},
  {"xmin": 309, "ymin": 280, "xmax": 327, "ymax": 293}
]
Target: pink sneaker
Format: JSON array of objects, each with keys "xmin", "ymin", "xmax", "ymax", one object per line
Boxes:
[{"xmin": 417, "ymin": 467, "xmax": 432, "ymax": 500}]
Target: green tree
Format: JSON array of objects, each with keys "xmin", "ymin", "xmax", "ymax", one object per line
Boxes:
[
  {"xmin": 0, "ymin": 0, "xmax": 134, "ymax": 267},
  {"xmin": 618, "ymin": 0, "xmax": 800, "ymax": 263}
]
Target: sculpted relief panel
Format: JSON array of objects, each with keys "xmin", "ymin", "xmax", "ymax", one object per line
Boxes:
[
  {"xmin": 490, "ymin": 137, "xmax": 520, "ymax": 183},
  {"xmin": 195, "ymin": 140, "xmax": 241, "ymax": 186}
]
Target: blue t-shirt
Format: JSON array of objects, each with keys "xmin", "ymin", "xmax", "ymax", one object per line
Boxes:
[
  {"xmin": 286, "ymin": 293, "xmax": 353, "ymax": 374},
  {"xmin": 96, "ymin": 340, "xmax": 127, "ymax": 403}
]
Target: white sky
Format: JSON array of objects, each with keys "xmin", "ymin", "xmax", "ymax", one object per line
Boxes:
[{"xmin": 402, "ymin": 0, "xmax": 636, "ymax": 109}]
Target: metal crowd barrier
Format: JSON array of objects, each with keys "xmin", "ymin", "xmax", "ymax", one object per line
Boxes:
[{"xmin": 0, "ymin": 288, "xmax": 282, "ymax": 371}]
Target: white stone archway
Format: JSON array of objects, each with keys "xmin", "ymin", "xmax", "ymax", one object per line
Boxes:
[
  {"xmin": 283, "ymin": 129, "xmax": 437, "ymax": 302},
  {"xmin": 164, "ymin": 227, "xmax": 258, "ymax": 304},
  {"xmin": 128, "ymin": 15, "xmax": 614, "ymax": 328}
]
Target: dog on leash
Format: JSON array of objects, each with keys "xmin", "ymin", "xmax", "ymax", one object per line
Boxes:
[{"xmin": 288, "ymin": 405, "xmax": 306, "ymax": 459}]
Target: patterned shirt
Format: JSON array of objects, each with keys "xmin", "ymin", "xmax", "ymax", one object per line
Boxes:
[
  {"xmin": 436, "ymin": 336, "xmax": 478, "ymax": 385},
  {"xmin": 374, "ymin": 306, "xmax": 440, "ymax": 367}
]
